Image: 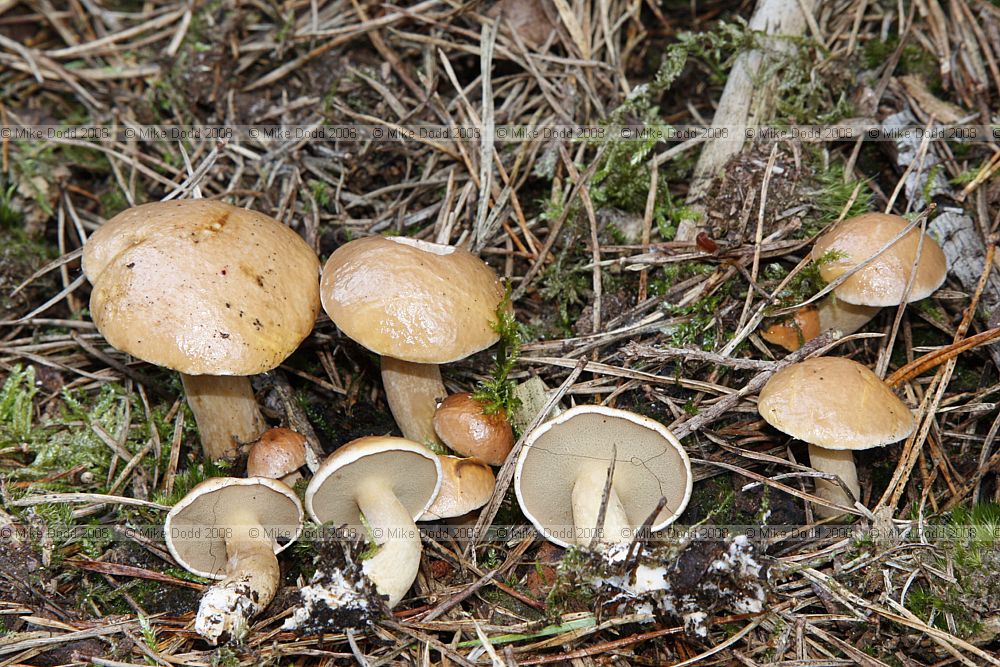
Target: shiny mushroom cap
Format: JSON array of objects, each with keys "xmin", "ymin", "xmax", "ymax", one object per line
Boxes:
[
  {"xmin": 423, "ymin": 456, "xmax": 496, "ymax": 520},
  {"xmin": 319, "ymin": 236, "xmax": 507, "ymax": 364},
  {"xmin": 247, "ymin": 428, "xmax": 307, "ymax": 479},
  {"xmin": 164, "ymin": 477, "xmax": 303, "ymax": 579},
  {"xmin": 514, "ymin": 405, "xmax": 692, "ymax": 549},
  {"xmin": 811, "ymin": 212, "xmax": 947, "ymax": 307},
  {"xmin": 758, "ymin": 356, "xmax": 915, "ymax": 450},
  {"xmin": 305, "ymin": 436, "xmax": 442, "ymax": 527},
  {"xmin": 433, "ymin": 393, "xmax": 515, "ymax": 466},
  {"xmin": 82, "ymin": 200, "xmax": 321, "ymax": 376}
]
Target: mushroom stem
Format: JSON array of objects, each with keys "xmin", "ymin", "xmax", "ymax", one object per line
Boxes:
[
  {"xmin": 181, "ymin": 374, "xmax": 266, "ymax": 462},
  {"xmin": 817, "ymin": 298, "xmax": 880, "ymax": 338},
  {"xmin": 195, "ymin": 520, "xmax": 279, "ymax": 644},
  {"xmin": 571, "ymin": 462, "xmax": 631, "ymax": 548},
  {"xmin": 356, "ymin": 479, "xmax": 422, "ymax": 607},
  {"xmin": 381, "ymin": 357, "xmax": 445, "ymax": 447},
  {"xmin": 807, "ymin": 443, "xmax": 860, "ymax": 518}
]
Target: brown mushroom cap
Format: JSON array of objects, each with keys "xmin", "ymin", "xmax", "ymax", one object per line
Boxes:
[
  {"xmin": 433, "ymin": 393, "xmax": 515, "ymax": 466},
  {"xmin": 247, "ymin": 428, "xmax": 307, "ymax": 479},
  {"xmin": 758, "ymin": 356, "xmax": 915, "ymax": 450},
  {"xmin": 423, "ymin": 456, "xmax": 496, "ymax": 520},
  {"xmin": 761, "ymin": 306, "xmax": 821, "ymax": 352},
  {"xmin": 305, "ymin": 436, "xmax": 442, "ymax": 527},
  {"xmin": 811, "ymin": 212, "xmax": 947, "ymax": 307},
  {"xmin": 320, "ymin": 236, "xmax": 507, "ymax": 364},
  {"xmin": 164, "ymin": 477, "xmax": 303, "ymax": 579},
  {"xmin": 514, "ymin": 406, "xmax": 692, "ymax": 548},
  {"xmin": 82, "ymin": 200, "xmax": 321, "ymax": 375}
]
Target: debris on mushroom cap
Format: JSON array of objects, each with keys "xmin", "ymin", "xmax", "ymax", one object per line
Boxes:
[
  {"xmin": 486, "ymin": 0, "xmax": 557, "ymax": 49},
  {"xmin": 82, "ymin": 200, "xmax": 321, "ymax": 376},
  {"xmin": 515, "ymin": 405, "xmax": 692, "ymax": 548},
  {"xmin": 423, "ymin": 455, "xmax": 496, "ymax": 520},
  {"xmin": 758, "ymin": 356, "xmax": 915, "ymax": 450},
  {"xmin": 247, "ymin": 427, "xmax": 307, "ymax": 479},
  {"xmin": 320, "ymin": 236, "xmax": 507, "ymax": 364},
  {"xmin": 433, "ymin": 393, "xmax": 514, "ymax": 466},
  {"xmin": 811, "ymin": 212, "xmax": 947, "ymax": 307},
  {"xmin": 164, "ymin": 477, "xmax": 303, "ymax": 579}
]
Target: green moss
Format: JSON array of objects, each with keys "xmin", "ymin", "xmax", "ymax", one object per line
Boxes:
[
  {"xmin": 473, "ymin": 284, "xmax": 522, "ymax": 416},
  {"xmin": 862, "ymin": 37, "xmax": 940, "ymax": 90},
  {"xmin": 902, "ymin": 504, "xmax": 1000, "ymax": 639}
]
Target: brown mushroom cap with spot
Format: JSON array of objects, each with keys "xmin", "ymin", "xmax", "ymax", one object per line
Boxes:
[
  {"xmin": 164, "ymin": 477, "xmax": 304, "ymax": 643},
  {"xmin": 422, "ymin": 455, "xmax": 496, "ymax": 520},
  {"xmin": 433, "ymin": 393, "xmax": 515, "ymax": 466},
  {"xmin": 83, "ymin": 200, "xmax": 320, "ymax": 376},
  {"xmin": 305, "ymin": 436, "xmax": 442, "ymax": 607},
  {"xmin": 811, "ymin": 212, "xmax": 947, "ymax": 308},
  {"xmin": 247, "ymin": 428, "xmax": 307, "ymax": 482},
  {"xmin": 515, "ymin": 406, "xmax": 692, "ymax": 549},
  {"xmin": 83, "ymin": 200, "xmax": 321, "ymax": 461},
  {"xmin": 758, "ymin": 356, "xmax": 915, "ymax": 517},
  {"xmin": 320, "ymin": 236, "xmax": 507, "ymax": 446}
]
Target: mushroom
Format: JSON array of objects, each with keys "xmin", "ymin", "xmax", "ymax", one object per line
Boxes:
[
  {"xmin": 247, "ymin": 427, "xmax": 307, "ymax": 486},
  {"xmin": 761, "ymin": 212, "xmax": 947, "ymax": 351},
  {"xmin": 757, "ymin": 356, "xmax": 915, "ymax": 518},
  {"xmin": 515, "ymin": 406, "xmax": 692, "ymax": 549},
  {"xmin": 433, "ymin": 393, "xmax": 515, "ymax": 466},
  {"xmin": 421, "ymin": 455, "xmax": 496, "ymax": 521},
  {"xmin": 305, "ymin": 436, "xmax": 442, "ymax": 607},
  {"xmin": 82, "ymin": 200, "xmax": 321, "ymax": 461},
  {"xmin": 320, "ymin": 236, "xmax": 507, "ymax": 447},
  {"xmin": 164, "ymin": 477, "xmax": 304, "ymax": 644}
]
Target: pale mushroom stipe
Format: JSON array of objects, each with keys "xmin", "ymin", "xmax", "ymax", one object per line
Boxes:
[{"xmin": 82, "ymin": 200, "xmax": 321, "ymax": 461}]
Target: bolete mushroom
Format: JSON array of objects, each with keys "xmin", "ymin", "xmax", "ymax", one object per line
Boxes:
[
  {"xmin": 421, "ymin": 455, "xmax": 495, "ymax": 521},
  {"xmin": 82, "ymin": 200, "xmax": 321, "ymax": 461},
  {"xmin": 320, "ymin": 236, "xmax": 507, "ymax": 447},
  {"xmin": 247, "ymin": 427, "xmax": 307, "ymax": 486},
  {"xmin": 433, "ymin": 393, "xmax": 515, "ymax": 466},
  {"xmin": 761, "ymin": 212, "xmax": 947, "ymax": 351},
  {"xmin": 757, "ymin": 356, "xmax": 915, "ymax": 517},
  {"xmin": 305, "ymin": 436, "xmax": 442, "ymax": 607},
  {"xmin": 515, "ymin": 406, "xmax": 692, "ymax": 549},
  {"xmin": 164, "ymin": 477, "xmax": 303, "ymax": 643}
]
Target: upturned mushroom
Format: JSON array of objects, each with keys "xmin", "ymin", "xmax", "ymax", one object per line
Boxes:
[
  {"xmin": 757, "ymin": 356, "xmax": 915, "ymax": 517},
  {"xmin": 164, "ymin": 477, "xmax": 303, "ymax": 643},
  {"xmin": 82, "ymin": 200, "xmax": 321, "ymax": 461},
  {"xmin": 305, "ymin": 436, "xmax": 442, "ymax": 607},
  {"xmin": 761, "ymin": 212, "xmax": 947, "ymax": 351},
  {"xmin": 433, "ymin": 393, "xmax": 515, "ymax": 466},
  {"xmin": 421, "ymin": 455, "xmax": 495, "ymax": 521},
  {"xmin": 247, "ymin": 427, "xmax": 307, "ymax": 486},
  {"xmin": 515, "ymin": 406, "xmax": 692, "ymax": 549},
  {"xmin": 320, "ymin": 236, "xmax": 507, "ymax": 447}
]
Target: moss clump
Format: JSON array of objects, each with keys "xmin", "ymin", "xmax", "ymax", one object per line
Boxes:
[{"xmin": 904, "ymin": 504, "xmax": 1000, "ymax": 639}]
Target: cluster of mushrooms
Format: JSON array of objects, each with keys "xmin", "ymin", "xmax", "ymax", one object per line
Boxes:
[{"xmin": 80, "ymin": 200, "xmax": 945, "ymax": 642}]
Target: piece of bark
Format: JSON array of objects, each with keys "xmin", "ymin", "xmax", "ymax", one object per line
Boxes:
[
  {"xmin": 882, "ymin": 109, "xmax": 1000, "ymax": 370},
  {"xmin": 676, "ymin": 0, "xmax": 816, "ymax": 241}
]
